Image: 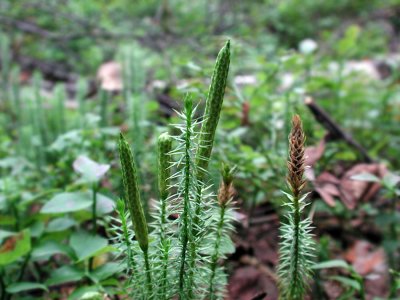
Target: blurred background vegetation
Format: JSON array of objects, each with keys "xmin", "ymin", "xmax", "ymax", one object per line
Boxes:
[{"xmin": 0, "ymin": 0, "xmax": 399, "ymax": 299}]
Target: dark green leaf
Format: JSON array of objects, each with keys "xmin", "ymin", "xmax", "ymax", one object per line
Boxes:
[
  {"xmin": 90, "ymin": 262, "xmax": 123, "ymax": 282},
  {"xmin": 46, "ymin": 217, "xmax": 76, "ymax": 232},
  {"xmin": 70, "ymin": 231, "xmax": 108, "ymax": 261},
  {"xmin": 45, "ymin": 265, "xmax": 84, "ymax": 286},
  {"xmin": 6, "ymin": 282, "xmax": 48, "ymax": 293}
]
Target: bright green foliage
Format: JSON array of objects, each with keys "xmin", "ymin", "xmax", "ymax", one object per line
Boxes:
[
  {"xmin": 208, "ymin": 163, "xmax": 236, "ymax": 299},
  {"xmin": 278, "ymin": 193, "xmax": 315, "ymax": 299},
  {"xmin": 113, "ymin": 42, "xmax": 234, "ymax": 300},
  {"xmin": 158, "ymin": 132, "xmax": 173, "ymax": 201},
  {"xmin": 278, "ymin": 115, "xmax": 315, "ymax": 300},
  {"xmin": 118, "ymin": 133, "xmax": 153, "ymax": 298},
  {"xmin": 196, "ymin": 40, "xmax": 230, "ymax": 179},
  {"xmin": 118, "ymin": 133, "xmax": 149, "ymax": 253}
]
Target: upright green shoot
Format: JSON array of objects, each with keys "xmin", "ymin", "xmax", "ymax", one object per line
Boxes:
[
  {"xmin": 278, "ymin": 115, "xmax": 315, "ymax": 300},
  {"xmin": 118, "ymin": 133, "xmax": 152, "ymax": 298}
]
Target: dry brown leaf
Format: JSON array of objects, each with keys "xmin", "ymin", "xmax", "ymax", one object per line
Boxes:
[
  {"xmin": 340, "ymin": 163, "xmax": 387, "ymax": 209},
  {"xmin": 305, "ymin": 137, "xmax": 326, "ymax": 167},
  {"xmin": 344, "ymin": 240, "xmax": 386, "ymax": 276},
  {"xmin": 314, "ymin": 171, "xmax": 340, "ymax": 207},
  {"xmin": 228, "ymin": 266, "xmax": 277, "ymax": 300}
]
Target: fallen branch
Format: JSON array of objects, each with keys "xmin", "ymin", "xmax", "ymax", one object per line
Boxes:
[{"xmin": 305, "ymin": 96, "xmax": 373, "ymax": 163}]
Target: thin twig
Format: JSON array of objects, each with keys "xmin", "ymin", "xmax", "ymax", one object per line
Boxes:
[{"xmin": 305, "ymin": 96, "xmax": 373, "ymax": 162}]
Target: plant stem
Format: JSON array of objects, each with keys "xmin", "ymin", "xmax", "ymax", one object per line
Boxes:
[
  {"xmin": 179, "ymin": 97, "xmax": 193, "ymax": 298},
  {"xmin": 89, "ymin": 183, "xmax": 98, "ymax": 272},
  {"xmin": 92, "ymin": 183, "xmax": 98, "ymax": 234},
  {"xmin": 143, "ymin": 250, "xmax": 153, "ymax": 299},
  {"xmin": 120, "ymin": 205, "xmax": 135, "ymax": 274},
  {"xmin": 0, "ymin": 268, "xmax": 5, "ymax": 300},
  {"xmin": 18, "ymin": 253, "xmax": 31, "ymax": 282},
  {"xmin": 292, "ymin": 195, "xmax": 301, "ymax": 292},
  {"xmin": 208, "ymin": 204, "xmax": 226, "ymax": 299},
  {"xmin": 100, "ymin": 90, "xmax": 108, "ymax": 127}
]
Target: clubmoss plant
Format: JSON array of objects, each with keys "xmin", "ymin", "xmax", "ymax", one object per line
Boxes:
[
  {"xmin": 208, "ymin": 163, "xmax": 236, "ymax": 299},
  {"xmin": 189, "ymin": 40, "xmax": 230, "ymax": 294},
  {"xmin": 278, "ymin": 115, "xmax": 315, "ymax": 300},
  {"xmin": 118, "ymin": 133, "xmax": 152, "ymax": 297},
  {"xmin": 156, "ymin": 132, "xmax": 173, "ymax": 300},
  {"xmin": 196, "ymin": 39, "xmax": 230, "ymax": 179},
  {"xmin": 114, "ymin": 41, "xmax": 232, "ymax": 300}
]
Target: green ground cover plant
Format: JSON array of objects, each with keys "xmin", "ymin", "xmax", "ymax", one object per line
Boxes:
[
  {"xmin": 0, "ymin": 1, "xmax": 399, "ymax": 299},
  {"xmin": 115, "ymin": 41, "xmax": 235, "ymax": 299}
]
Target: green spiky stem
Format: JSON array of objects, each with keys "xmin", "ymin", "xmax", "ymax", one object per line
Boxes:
[
  {"xmin": 143, "ymin": 250, "xmax": 153, "ymax": 299},
  {"xmin": 157, "ymin": 132, "xmax": 172, "ymax": 299},
  {"xmin": 196, "ymin": 40, "xmax": 230, "ymax": 177},
  {"xmin": 292, "ymin": 195, "xmax": 301, "ymax": 299},
  {"xmin": 208, "ymin": 203, "xmax": 226, "ymax": 299},
  {"xmin": 119, "ymin": 133, "xmax": 152, "ymax": 296},
  {"xmin": 158, "ymin": 133, "xmax": 172, "ymax": 237},
  {"xmin": 188, "ymin": 41, "xmax": 231, "ymax": 297},
  {"xmin": 178, "ymin": 97, "xmax": 194, "ymax": 299},
  {"xmin": 117, "ymin": 200, "xmax": 136, "ymax": 276},
  {"xmin": 118, "ymin": 133, "xmax": 149, "ymax": 253}
]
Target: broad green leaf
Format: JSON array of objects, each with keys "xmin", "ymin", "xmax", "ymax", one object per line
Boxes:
[
  {"xmin": 0, "ymin": 214, "xmax": 16, "ymax": 225},
  {"xmin": 46, "ymin": 265, "xmax": 84, "ymax": 286},
  {"xmin": 350, "ymin": 173, "xmax": 380, "ymax": 183},
  {"xmin": 95, "ymin": 193, "xmax": 114, "ymax": 215},
  {"xmin": 330, "ymin": 275, "xmax": 361, "ymax": 291},
  {"xmin": 90, "ymin": 262, "xmax": 123, "ymax": 282},
  {"xmin": 46, "ymin": 217, "xmax": 76, "ymax": 232},
  {"xmin": 70, "ymin": 231, "xmax": 108, "ymax": 261},
  {"xmin": 0, "ymin": 229, "xmax": 15, "ymax": 241},
  {"xmin": 41, "ymin": 192, "xmax": 92, "ymax": 214},
  {"xmin": 0, "ymin": 229, "xmax": 31, "ymax": 265},
  {"xmin": 80, "ymin": 292, "xmax": 104, "ymax": 300},
  {"xmin": 30, "ymin": 221, "xmax": 44, "ymax": 238},
  {"xmin": 73, "ymin": 156, "xmax": 110, "ymax": 183},
  {"xmin": 31, "ymin": 240, "xmax": 73, "ymax": 260},
  {"xmin": 68, "ymin": 286, "xmax": 99, "ymax": 300},
  {"xmin": 312, "ymin": 259, "xmax": 351, "ymax": 270},
  {"xmin": 6, "ymin": 282, "xmax": 48, "ymax": 293}
]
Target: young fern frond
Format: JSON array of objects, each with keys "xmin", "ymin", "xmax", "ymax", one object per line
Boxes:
[{"xmin": 278, "ymin": 115, "xmax": 315, "ymax": 300}]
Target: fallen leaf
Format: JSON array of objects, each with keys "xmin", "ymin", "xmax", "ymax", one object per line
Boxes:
[
  {"xmin": 228, "ymin": 266, "xmax": 276, "ymax": 300},
  {"xmin": 97, "ymin": 61, "xmax": 123, "ymax": 91},
  {"xmin": 305, "ymin": 137, "xmax": 326, "ymax": 167},
  {"xmin": 344, "ymin": 240, "xmax": 386, "ymax": 276},
  {"xmin": 314, "ymin": 172, "xmax": 340, "ymax": 207},
  {"xmin": 340, "ymin": 164, "xmax": 387, "ymax": 209}
]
